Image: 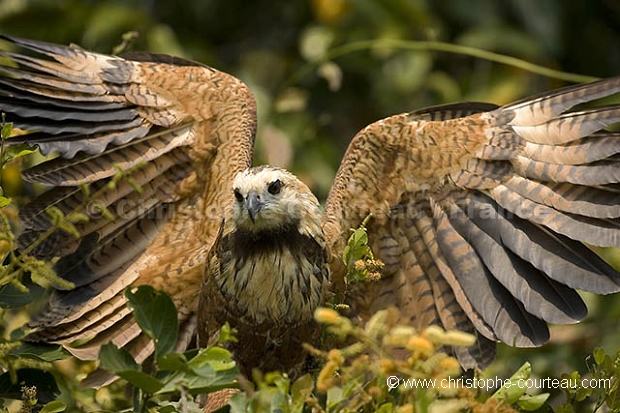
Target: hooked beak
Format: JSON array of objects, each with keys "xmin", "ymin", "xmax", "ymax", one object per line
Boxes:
[{"xmin": 246, "ymin": 190, "xmax": 262, "ymax": 223}]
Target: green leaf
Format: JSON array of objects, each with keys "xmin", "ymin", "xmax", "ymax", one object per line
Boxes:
[
  {"xmin": 154, "ymin": 404, "xmax": 177, "ymax": 413},
  {"xmin": 291, "ymin": 374, "xmax": 313, "ymax": 407},
  {"xmin": 326, "ymin": 386, "xmax": 344, "ymax": 409},
  {"xmin": 0, "ymin": 278, "xmax": 44, "ymax": 308},
  {"xmin": 352, "ymin": 228, "xmax": 368, "ymax": 246},
  {"xmin": 117, "ymin": 370, "xmax": 164, "ymax": 394},
  {"xmin": 4, "ymin": 146, "xmax": 35, "ymax": 162},
  {"xmin": 228, "ymin": 391, "xmax": 249, "ymax": 413},
  {"xmin": 0, "ymin": 369, "xmax": 59, "ymax": 405},
  {"xmin": 125, "ymin": 285, "xmax": 178, "ymax": 358},
  {"xmin": 157, "ymin": 353, "xmax": 189, "ymax": 373},
  {"xmin": 188, "ymin": 347, "xmax": 235, "ymax": 371},
  {"xmin": 99, "ymin": 343, "xmax": 140, "ymax": 372},
  {"xmin": 575, "ymin": 385, "xmax": 593, "ymax": 402},
  {"xmin": 492, "ymin": 361, "xmax": 531, "ymax": 404},
  {"xmin": 153, "ymin": 373, "xmax": 187, "ymax": 395},
  {"xmin": 375, "ymin": 404, "xmax": 394, "ymax": 413},
  {"xmin": 99, "ymin": 343, "xmax": 164, "ymax": 393},
  {"xmin": 156, "ymin": 400, "xmax": 202, "ymax": 413},
  {"xmin": 217, "ymin": 322, "xmax": 238, "ymax": 344},
  {"xmin": 343, "ymin": 227, "xmax": 370, "ymax": 267},
  {"xmin": 1, "ymin": 121, "xmax": 13, "ymax": 139},
  {"xmin": 39, "ymin": 400, "xmax": 66, "ymax": 413},
  {"xmin": 186, "ymin": 369, "xmax": 239, "ymax": 395},
  {"xmin": 156, "ymin": 348, "xmax": 236, "ymax": 395},
  {"xmin": 11, "ymin": 342, "xmax": 68, "ymax": 362},
  {"xmin": 0, "ymin": 197, "xmax": 10, "ymax": 208},
  {"xmin": 600, "ymin": 354, "xmax": 614, "ymax": 374},
  {"xmin": 188, "ymin": 363, "xmax": 216, "ymax": 382},
  {"xmin": 594, "ymin": 347, "xmax": 606, "ymax": 365},
  {"xmin": 182, "ymin": 348, "xmax": 239, "ymax": 395},
  {"xmin": 517, "ymin": 393, "xmax": 550, "ymax": 411},
  {"xmin": 269, "ymin": 387, "xmax": 289, "ymax": 412},
  {"xmin": 342, "ymin": 245, "xmax": 351, "ymax": 266},
  {"xmin": 342, "ymin": 216, "xmax": 377, "ymax": 284}
]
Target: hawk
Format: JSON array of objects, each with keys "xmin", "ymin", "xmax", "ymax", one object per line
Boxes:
[{"xmin": 2, "ymin": 35, "xmax": 620, "ymax": 383}]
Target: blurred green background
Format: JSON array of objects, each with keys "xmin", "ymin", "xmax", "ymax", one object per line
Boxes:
[{"xmin": 2, "ymin": 0, "xmax": 620, "ymax": 410}]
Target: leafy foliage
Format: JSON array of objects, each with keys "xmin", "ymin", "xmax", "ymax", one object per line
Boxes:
[
  {"xmin": 0, "ymin": 370, "xmax": 61, "ymax": 412},
  {"xmin": 126, "ymin": 286, "xmax": 179, "ymax": 359},
  {"xmin": 0, "ymin": 121, "xmax": 74, "ymax": 305},
  {"xmin": 97, "ymin": 287, "xmax": 239, "ymax": 412},
  {"xmin": 0, "ymin": 279, "xmax": 619, "ymax": 412},
  {"xmin": 0, "ymin": 116, "xmax": 31, "ymax": 208},
  {"xmin": 342, "ymin": 214, "xmax": 384, "ymax": 285},
  {"xmin": 555, "ymin": 348, "xmax": 620, "ymax": 413}
]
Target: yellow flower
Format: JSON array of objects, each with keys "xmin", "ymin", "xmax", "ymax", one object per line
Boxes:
[
  {"xmin": 317, "ymin": 360, "xmax": 339, "ymax": 392},
  {"xmin": 379, "ymin": 358, "xmax": 396, "ymax": 374},
  {"xmin": 314, "ymin": 308, "xmax": 341, "ymax": 324},
  {"xmin": 406, "ymin": 335, "xmax": 434, "ymax": 354},
  {"xmin": 327, "ymin": 349, "xmax": 345, "ymax": 366}
]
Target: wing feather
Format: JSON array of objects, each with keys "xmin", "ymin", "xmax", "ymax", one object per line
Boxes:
[
  {"xmin": 432, "ymin": 197, "xmax": 549, "ymax": 347},
  {"xmin": 412, "ymin": 206, "xmax": 497, "ymax": 369},
  {"xmin": 2, "ymin": 35, "xmax": 256, "ymax": 375},
  {"xmin": 522, "ymin": 133, "xmax": 620, "ymax": 164},
  {"xmin": 426, "ymin": 200, "xmax": 497, "ymax": 341},
  {"xmin": 442, "ymin": 194, "xmax": 587, "ymax": 324},
  {"xmin": 503, "ymin": 176, "xmax": 620, "ymax": 218},
  {"xmin": 324, "ymin": 77, "xmax": 620, "ymax": 368}
]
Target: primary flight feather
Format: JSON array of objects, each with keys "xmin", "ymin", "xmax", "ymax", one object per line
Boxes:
[{"xmin": 2, "ymin": 35, "xmax": 620, "ymax": 384}]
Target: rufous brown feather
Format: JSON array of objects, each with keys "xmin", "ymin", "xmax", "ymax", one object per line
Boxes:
[{"xmin": 2, "ymin": 35, "xmax": 620, "ymax": 387}]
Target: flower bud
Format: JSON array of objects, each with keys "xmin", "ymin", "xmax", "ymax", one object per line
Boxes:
[{"xmin": 314, "ymin": 308, "xmax": 341, "ymax": 325}]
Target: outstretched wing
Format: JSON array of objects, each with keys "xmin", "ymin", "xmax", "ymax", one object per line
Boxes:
[
  {"xmin": 323, "ymin": 78, "xmax": 620, "ymax": 369},
  {"xmin": 0, "ymin": 36, "xmax": 256, "ymax": 378}
]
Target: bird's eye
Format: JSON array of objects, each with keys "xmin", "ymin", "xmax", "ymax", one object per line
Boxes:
[
  {"xmin": 267, "ymin": 179, "xmax": 282, "ymax": 195},
  {"xmin": 233, "ymin": 189, "xmax": 244, "ymax": 202}
]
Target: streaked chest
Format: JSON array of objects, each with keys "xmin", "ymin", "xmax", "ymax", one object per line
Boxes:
[{"xmin": 213, "ymin": 226, "xmax": 329, "ymax": 324}]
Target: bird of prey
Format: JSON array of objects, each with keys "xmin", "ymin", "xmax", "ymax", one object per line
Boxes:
[{"xmin": 2, "ymin": 35, "xmax": 620, "ymax": 384}]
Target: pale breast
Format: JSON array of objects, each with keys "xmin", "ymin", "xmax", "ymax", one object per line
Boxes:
[
  {"xmin": 235, "ymin": 249, "xmax": 323, "ymax": 323},
  {"xmin": 213, "ymin": 225, "xmax": 329, "ymax": 325}
]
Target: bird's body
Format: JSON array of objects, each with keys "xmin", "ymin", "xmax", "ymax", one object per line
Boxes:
[
  {"xmin": 2, "ymin": 35, "xmax": 620, "ymax": 384},
  {"xmin": 198, "ymin": 167, "xmax": 329, "ymax": 376}
]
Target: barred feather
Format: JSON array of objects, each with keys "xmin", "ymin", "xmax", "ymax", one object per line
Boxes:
[{"xmin": 4, "ymin": 34, "xmax": 620, "ymax": 384}]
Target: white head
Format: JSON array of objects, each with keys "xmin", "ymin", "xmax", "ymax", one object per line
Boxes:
[{"xmin": 230, "ymin": 166, "xmax": 322, "ymax": 234}]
